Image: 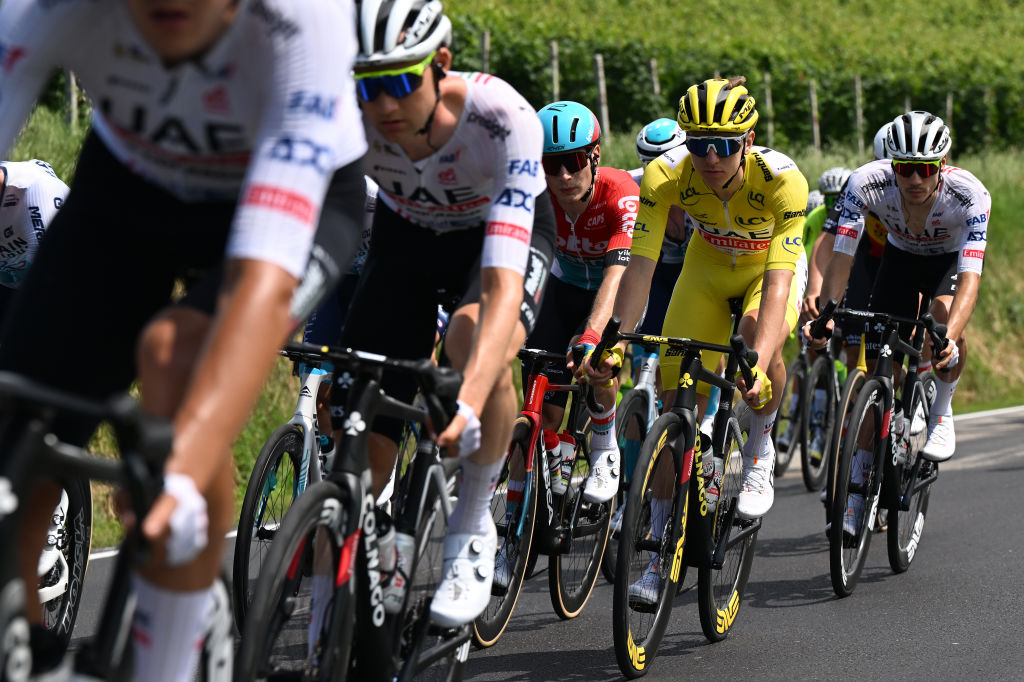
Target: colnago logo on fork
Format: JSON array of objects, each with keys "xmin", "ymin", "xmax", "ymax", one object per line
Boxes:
[{"xmin": 359, "ymin": 491, "xmax": 387, "ymax": 627}]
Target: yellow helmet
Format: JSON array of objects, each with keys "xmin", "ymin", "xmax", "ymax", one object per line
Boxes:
[{"xmin": 677, "ymin": 78, "xmax": 759, "ymax": 134}]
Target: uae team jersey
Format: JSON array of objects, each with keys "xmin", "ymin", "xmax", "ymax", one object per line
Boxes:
[
  {"xmin": 364, "ymin": 71, "xmax": 546, "ymax": 275},
  {"xmin": 834, "ymin": 159, "xmax": 991, "ymax": 274},
  {"xmin": 0, "ymin": 0, "xmax": 367, "ymax": 279},
  {"xmin": 0, "ymin": 159, "xmax": 68, "ymax": 288},
  {"xmin": 550, "ymin": 167, "xmax": 639, "ymax": 291},
  {"xmin": 632, "ymin": 145, "xmax": 808, "ymax": 273}
]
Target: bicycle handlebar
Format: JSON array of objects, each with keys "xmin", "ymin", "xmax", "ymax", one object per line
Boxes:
[
  {"xmin": 730, "ymin": 335, "xmax": 758, "ymax": 389},
  {"xmin": 809, "ymin": 298, "xmax": 838, "ymax": 340},
  {"xmin": 282, "ymin": 342, "xmax": 462, "ymax": 431}
]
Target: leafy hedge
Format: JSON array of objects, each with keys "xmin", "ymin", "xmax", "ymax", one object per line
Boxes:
[{"xmin": 446, "ymin": 0, "xmax": 1023, "ymax": 154}]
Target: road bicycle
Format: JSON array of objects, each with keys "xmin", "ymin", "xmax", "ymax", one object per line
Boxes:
[
  {"xmin": 603, "ymin": 340, "xmax": 661, "ymax": 585},
  {"xmin": 611, "ymin": 298, "xmax": 760, "ymax": 679},
  {"xmin": 811, "ymin": 301, "xmax": 948, "ymax": 597},
  {"xmin": 0, "ymin": 372, "xmax": 233, "ymax": 681},
  {"xmin": 472, "ymin": 337, "xmax": 616, "ymax": 648},
  {"xmin": 235, "ymin": 341, "xmax": 470, "ymax": 681}
]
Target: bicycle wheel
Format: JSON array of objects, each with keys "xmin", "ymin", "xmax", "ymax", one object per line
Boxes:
[
  {"xmin": 603, "ymin": 390, "xmax": 649, "ymax": 584},
  {"xmin": 612, "ymin": 413, "xmax": 686, "ymax": 679},
  {"xmin": 236, "ymin": 480, "xmax": 353, "ymax": 681},
  {"xmin": 887, "ymin": 379, "xmax": 932, "ymax": 573},
  {"xmin": 232, "ymin": 423, "xmax": 303, "ymax": 632},
  {"xmin": 40, "ymin": 478, "xmax": 92, "ymax": 651},
  {"xmin": 829, "ymin": 379, "xmax": 885, "ymax": 597},
  {"xmin": 772, "ymin": 356, "xmax": 806, "ymax": 477},
  {"xmin": 393, "ymin": 472, "xmax": 469, "ymax": 681},
  {"xmin": 802, "ymin": 356, "xmax": 836, "ymax": 491},
  {"xmin": 549, "ymin": 437, "xmax": 613, "ymax": 619},
  {"xmin": 473, "ymin": 416, "xmax": 539, "ymax": 648},
  {"xmin": 824, "ymin": 368, "xmax": 867, "ymax": 528},
  {"xmin": 697, "ymin": 413, "xmax": 756, "ymax": 642}
]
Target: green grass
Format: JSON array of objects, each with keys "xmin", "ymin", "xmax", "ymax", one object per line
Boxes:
[{"xmin": 10, "ymin": 104, "xmax": 1022, "ymax": 546}]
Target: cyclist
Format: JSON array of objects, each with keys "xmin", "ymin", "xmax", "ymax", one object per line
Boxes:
[
  {"xmin": 339, "ymin": 0, "xmax": 556, "ymax": 628},
  {"xmin": 592, "ymin": 76, "xmax": 807, "ymax": 601},
  {"xmin": 0, "ymin": 1, "xmax": 368, "ymax": 678},
  {"xmin": 813, "ymin": 111, "xmax": 989, "ymax": 531},
  {"xmin": 518, "ymin": 100, "xmax": 638, "ymax": 506},
  {"xmin": 780, "ymin": 166, "xmax": 852, "ymax": 459},
  {"xmin": 0, "ymin": 159, "xmax": 67, "ymax": 316}
]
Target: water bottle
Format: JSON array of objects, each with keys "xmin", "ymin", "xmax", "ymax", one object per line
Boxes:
[
  {"xmin": 698, "ymin": 430, "xmax": 723, "ymax": 513},
  {"xmin": 556, "ymin": 431, "xmax": 576, "ymax": 495},
  {"xmin": 541, "ymin": 430, "xmax": 564, "ymax": 494},
  {"xmin": 890, "ymin": 405, "xmax": 908, "ymax": 465}
]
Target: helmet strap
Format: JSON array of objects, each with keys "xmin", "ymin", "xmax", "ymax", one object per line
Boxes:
[
  {"xmin": 415, "ymin": 63, "xmax": 446, "ymax": 149},
  {"xmin": 579, "ymin": 148, "xmax": 599, "ymax": 204},
  {"xmin": 721, "ymin": 132, "xmax": 749, "ymax": 190}
]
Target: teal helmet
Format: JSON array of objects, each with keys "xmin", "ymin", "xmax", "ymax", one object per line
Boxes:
[{"xmin": 537, "ymin": 101, "xmax": 601, "ymax": 154}]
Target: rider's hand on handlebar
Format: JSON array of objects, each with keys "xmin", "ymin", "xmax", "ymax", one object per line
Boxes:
[
  {"xmin": 736, "ymin": 364, "xmax": 773, "ymax": 410},
  {"xmin": 933, "ymin": 338, "xmax": 959, "ymax": 372},
  {"xmin": 583, "ymin": 341, "xmax": 625, "ymax": 386},
  {"xmin": 801, "ymin": 318, "xmax": 833, "ymax": 350}
]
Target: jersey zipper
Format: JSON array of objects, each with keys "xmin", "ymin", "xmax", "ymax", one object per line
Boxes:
[{"xmin": 722, "ymin": 199, "xmax": 737, "ymax": 270}]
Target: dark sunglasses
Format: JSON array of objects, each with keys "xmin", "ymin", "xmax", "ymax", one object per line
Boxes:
[
  {"xmin": 684, "ymin": 135, "xmax": 746, "ymax": 158},
  {"xmin": 542, "ymin": 149, "xmax": 593, "ymax": 175},
  {"xmin": 354, "ymin": 52, "xmax": 434, "ymax": 102},
  {"xmin": 892, "ymin": 159, "xmax": 941, "ymax": 178}
]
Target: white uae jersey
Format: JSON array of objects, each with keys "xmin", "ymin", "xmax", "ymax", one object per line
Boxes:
[
  {"xmin": 0, "ymin": 159, "xmax": 68, "ymax": 289},
  {"xmin": 0, "ymin": 0, "xmax": 367, "ymax": 278}
]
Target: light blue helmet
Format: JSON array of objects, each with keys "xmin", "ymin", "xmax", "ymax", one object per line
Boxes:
[
  {"xmin": 537, "ymin": 101, "xmax": 601, "ymax": 154},
  {"xmin": 636, "ymin": 118, "xmax": 686, "ymax": 165}
]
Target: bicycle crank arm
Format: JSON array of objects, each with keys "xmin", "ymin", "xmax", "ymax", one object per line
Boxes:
[
  {"xmin": 899, "ymin": 460, "xmax": 939, "ymax": 511},
  {"xmin": 710, "ymin": 503, "xmax": 761, "ymax": 570}
]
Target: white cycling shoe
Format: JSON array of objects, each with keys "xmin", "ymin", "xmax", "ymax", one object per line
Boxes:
[
  {"xmin": 921, "ymin": 412, "xmax": 955, "ymax": 462},
  {"xmin": 737, "ymin": 440, "xmax": 775, "ymax": 519},
  {"xmin": 429, "ymin": 521, "xmax": 497, "ymax": 627},
  {"xmin": 583, "ymin": 447, "xmax": 619, "ymax": 503}
]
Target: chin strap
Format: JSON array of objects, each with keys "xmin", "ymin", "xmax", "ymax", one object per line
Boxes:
[
  {"xmin": 579, "ymin": 152, "xmax": 599, "ymax": 204},
  {"xmin": 415, "ymin": 63, "xmax": 445, "ymax": 150},
  {"xmin": 721, "ymin": 133, "xmax": 750, "ymax": 190}
]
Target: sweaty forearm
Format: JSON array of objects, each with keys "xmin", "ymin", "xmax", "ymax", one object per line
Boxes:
[
  {"xmin": 612, "ymin": 256, "xmax": 657, "ymax": 335},
  {"xmin": 753, "ymin": 269, "xmax": 792, "ymax": 362},
  {"xmin": 586, "ymin": 264, "xmax": 626, "ymax": 334},
  {"xmin": 946, "ymin": 271, "xmax": 981, "ymax": 341}
]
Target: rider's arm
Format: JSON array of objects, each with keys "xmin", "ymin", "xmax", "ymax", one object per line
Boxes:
[
  {"xmin": 584, "ymin": 175, "xmax": 637, "ymax": 335},
  {"xmin": 942, "ymin": 184, "xmax": 991, "ymax": 354},
  {"xmin": 804, "ymin": 230, "xmax": 834, "ymax": 318}
]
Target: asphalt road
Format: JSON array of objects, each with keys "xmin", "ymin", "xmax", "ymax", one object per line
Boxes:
[{"xmin": 73, "ymin": 407, "xmax": 1024, "ymax": 680}]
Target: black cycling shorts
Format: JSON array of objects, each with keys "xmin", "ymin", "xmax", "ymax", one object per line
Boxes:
[
  {"xmin": 841, "ymin": 249, "xmax": 882, "ymax": 347},
  {"xmin": 0, "ymin": 131, "xmax": 366, "ymax": 446},
  {"xmin": 863, "ymin": 242, "xmax": 957, "ymax": 359},
  {"xmin": 333, "ymin": 191, "xmax": 556, "ymax": 442}
]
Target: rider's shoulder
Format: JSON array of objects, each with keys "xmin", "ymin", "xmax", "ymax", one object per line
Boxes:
[{"xmin": 748, "ymin": 146, "xmax": 802, "ymax": 184}]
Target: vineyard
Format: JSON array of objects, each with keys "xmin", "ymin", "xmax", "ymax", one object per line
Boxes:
[{"xmin": 446, "ymin": 0, "xmax": 1024, "ymax": 154}]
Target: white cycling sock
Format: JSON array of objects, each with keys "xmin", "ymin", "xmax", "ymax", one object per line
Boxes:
[
  {"xmin": 131, "ymin": 574, "xmax": 213, "ymax": 682},
  {"xmin": 447, "ymin": 457, "xmax": 503, "ymax": 536},
  {"xmin": 588, "ymin": 404, "xmax": 616, "ymax": 452},
  {"xmin": 850, "ymin": 448, "xmax": 873, "ymax": 486},
  {"xmin": 931, "ymin": 375, "xmax": 958, "ymax": 417},
  {"xmin": 307, "ymin": 574, "xmax": 333, "ymax": 658},
  {"xmin": 743, "ymin": 410, "xmax": 777, "ymax": 461}
]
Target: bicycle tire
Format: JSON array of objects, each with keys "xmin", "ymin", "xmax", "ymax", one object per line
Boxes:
[
  {"xmin": 824, "ymin": 368, "xmax": 867, "ymax": 528},
  {"xmin": 829, "ymin": 378, "xmax": 885, "ymax": 597},
  {"xmin": 603, "ymin": 391, "xmax": 649, "ymax": 584},
  {"xmin": 887, "ymin": 379, "xmax": 932, "ymax": 573},
  {"xmin": 612, "ymin": 413, "xmax": 685, "ymax": 679},
  {"xmin": 232, "ymin": 423, "xmax": 303, "ymax": 632},
  {"xmin": 697, "ymin": 413, "xmax": 756, "ymax": 642},
  {"xmin": 549, "ymin": 436, "xmax": 613, "ymax": 619},
  {"xmin": 393, "ymin": 470, "xmax": 469, "ymax": 681},
  {"xmin": 236, "ymin": 480, "xmax": 353, "ymax": 681},
  {"xmin": 802, "ymin": 356, "xmax": 836, "ymax": 491},
  {"xmin": 772, "ymin": 356, "xmax": 806, "ymax": 477},
  {"xmin": 472, "ymin": 416, "xmax": 539, "ymax": 648},
  {"xmin": 40, "ymin": 477, "xmax": 92, "ymax": 652}
]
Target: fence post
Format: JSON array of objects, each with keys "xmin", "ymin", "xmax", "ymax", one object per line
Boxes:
[
  {"xmin": 550, "ymin": 40, "xmax": 559, "ymax": 101},
  {"xmin": 945, "ymin": 89, "xmax": 954, "ymax": 130},
  {"xmin": 762, "ymin": 71, "xmax": 775, "ymax": 149},
  {"xmin": 809, "ymin": 79, "xmax": 820, "ymax": 151},
  {"xmin": 481, "ymin": 30, "xmax": 490, "ymax": 74},
  {"xmin": 594, "ymin": 53, "xmax": 610, "ymax": 141},
  {"xmin": 854, "ymin": 74, "xmax": 864, "ymax": 157},
  {"xmin": 64, "ymin": 70, "xmax": 78, "ymax": 133},
  {"xmin": 650, "ymin": 58, "xmax": 660, "ymax": 97},
  {"xmin": 904, "ymin": 94, "xmax": 912, "ymax": 113}
]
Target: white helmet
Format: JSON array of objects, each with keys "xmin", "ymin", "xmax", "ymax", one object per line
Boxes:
[
  {"xmin": 806, "ymin": 189, "xmax": 825, "ymax": 213},
  {"xmin": 356, "ymin": 0, "xmax": 452, "ymax": 69},
  {"xmin": 885, "ymin": 111, "xmax": 951, "ymax": 161},
  {"xmin": 873, "ymin": 123, "xmax": 891, "ymax": 160},
  {"xmin": 635, "ymin": 118, "xmax": 686, "ymax": 165},
  {"xmin": 818, "ymin": 167, "xmax": 852, "ymax": 195}
]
